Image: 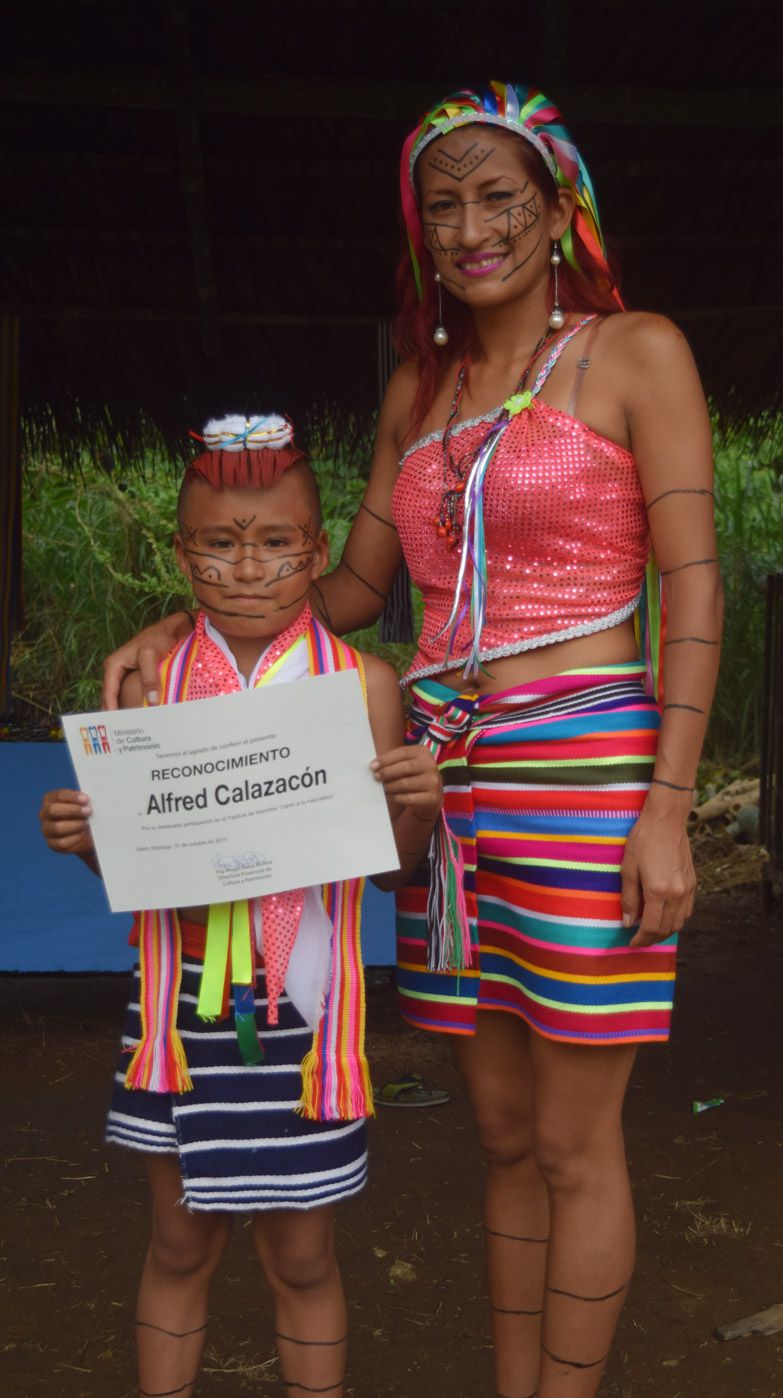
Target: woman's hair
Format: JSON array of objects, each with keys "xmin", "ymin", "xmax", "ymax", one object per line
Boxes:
[{"xmin": 394, "ymin": 82, "xmax": 624, "ymax": 432}]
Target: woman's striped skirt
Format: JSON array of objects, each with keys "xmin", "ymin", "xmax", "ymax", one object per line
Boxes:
[
  {"xmin": 396, "ymin": 664, "xmax": 677, "ymax": 1046},
  {"xmin": 106, "ymin": 953, "xmax": 368, "ymax": 1212}
]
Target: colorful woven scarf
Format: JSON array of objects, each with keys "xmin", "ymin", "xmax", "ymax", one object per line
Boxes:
[
  {"xmin": 400, "ymin": 79, "xmax": 622, "ymax": 310},
  {"xmin": 124, "ymin": 606, "xmax": 374, "ymax": 1122}
]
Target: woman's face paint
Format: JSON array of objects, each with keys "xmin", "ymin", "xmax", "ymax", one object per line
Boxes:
[
  {"xmin": 174, "ymin": 474, "xmax": 327, "ymax": 642},
  {"xmin": 418, "ymin": 126, "xmax": 555, "ymax": 299}
]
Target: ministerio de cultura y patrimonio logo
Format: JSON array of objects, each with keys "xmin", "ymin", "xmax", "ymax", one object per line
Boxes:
[{"xmin": 79, "ymin": 724, "xmax": 111, "ymax": 755}]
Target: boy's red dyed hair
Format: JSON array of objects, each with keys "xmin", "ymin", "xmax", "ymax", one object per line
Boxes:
[{"xmin": 185, "ymin": 443, "xmax": 307, "ymax": 492}]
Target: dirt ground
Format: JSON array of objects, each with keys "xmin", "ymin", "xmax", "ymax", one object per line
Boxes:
[{"xmin": 2, "ymin": 885, "xmax": 782, "ymax": 1398}]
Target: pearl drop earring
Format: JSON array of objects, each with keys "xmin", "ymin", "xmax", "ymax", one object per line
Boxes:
[
  {"xmin": 433, "ymin": 272, "xmax": 449, "ymax": 346},
  {"xmin": 548, "ymin": 242, "xmax": 565, "ymax": 331}
]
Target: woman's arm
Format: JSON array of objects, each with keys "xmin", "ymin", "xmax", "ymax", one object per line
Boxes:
[
  {"xmin": 102, "ymin": 610, "xmax": 194, "ymax": 710},
  {"xmin": 362, "ymin": 653, "xmax": 443, "ymax": 889},
  {"xmin": 310, "ymin": 361, "xmax": 418, "ymax": 634},
  {"xmin": 617, "ymin": 314, "xmax": 723, "ymax": 945}
]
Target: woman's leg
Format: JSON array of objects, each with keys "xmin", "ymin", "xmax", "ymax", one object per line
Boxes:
[
  {"xmin": 136, "ymin": 1155, "xmax": 232, "ymax": 1398},
  {"xmin": 452, "ymin": 1014, "xmax": 549, "ymax": 1398},
  {"xmin": 530, "ymin": 1036, "xmax": 637, "ymax": 1398},
  {"xmin": 252, "ymin": 1206, "xmax": 347, "ymax": 1397}
]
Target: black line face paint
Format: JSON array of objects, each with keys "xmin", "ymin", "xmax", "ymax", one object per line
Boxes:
[
  {"xmin": 274, "ymin": 555, "xmax": 313, "ymax": 581},
  {"xmin": 426, "ymin": 139, "xmax": 493, "ymax": 182},
  {"xmin": 273, "ymin": 587, "xmax": 310, "ymax": 613},
  {"xmin": 176, "ymin": 479, "xmax": 325, "ymax": 634},
  {"xmin": 500, "ymin": 232, "xmax": 543, "ymax": 282},
  {"xmin": 184, "ymin": 544, "xmax": 315, "ymax": 609},
  {"xmin": 423, "ymin": 219, "xmax": 461, "ymax": 254},
  {"xmin": 184, "ymin": 542, "xmax": 315, "ymax": 569},
  {"xmin": 190, "ymin": 561, "xmax": 228, "ymax": 588},
  {"xmin": 484, "ymin": 185, "xmax": 537, "ymax": 240},
  {"xmin": 419, "ymin": 128, "xmax": 550, "ymax": 301}
]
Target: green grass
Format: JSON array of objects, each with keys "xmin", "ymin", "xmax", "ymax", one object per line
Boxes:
[
  {"xmin": 11, "ymin": 416, "xmax": 783, "ymax": 761},
  {"xmin": 707, "ymin": 417, "xmax": 783, "ymax": 760},
  {"xmin": 11, "ymin": 451, "xmax": 418, "ymax": 718}
]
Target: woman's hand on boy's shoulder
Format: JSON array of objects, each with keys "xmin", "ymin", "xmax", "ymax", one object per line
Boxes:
[
  {"xmin": 102, "ymin": 611, "xmax": 194, "ymax": 710},
  {"xmin": 119, "ymin": 668, "xmax": 146, "ymax": 709},
  {"xmin": 39, "ymin": 788, "xmax": 95, "ymax": 858}
]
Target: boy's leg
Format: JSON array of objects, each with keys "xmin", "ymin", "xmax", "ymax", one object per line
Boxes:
[
  {"xmin": 136, "ymin": 1155, "xmax": 232, "ymax": 1398},
  {"xmin": 252, "ymin": 1206, "xmax": 347, "ymax": 1397}
]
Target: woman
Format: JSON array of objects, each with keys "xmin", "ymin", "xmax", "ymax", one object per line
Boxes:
[{"xmin": 104, "ymin": 83, "xmax": 722, "ymax": 1398}]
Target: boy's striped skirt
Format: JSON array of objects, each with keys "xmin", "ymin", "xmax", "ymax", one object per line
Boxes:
[
  {"xmin": 396, "ymin": 664, "xmax": 677, "ymax": 1046},
  {"xmin": 106, "ymin": 955, "xmax": 368, "ymax": 1212}
]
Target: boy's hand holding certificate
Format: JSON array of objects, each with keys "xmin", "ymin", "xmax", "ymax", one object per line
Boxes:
[{"xmin": 62, "ymin": 669, "xmax": 399, "ymax": 913}]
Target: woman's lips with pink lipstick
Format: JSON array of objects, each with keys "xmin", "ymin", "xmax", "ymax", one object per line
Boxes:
[{"xmin": 455, "ymin": 250, "xmax": 507, "ymax": 278}]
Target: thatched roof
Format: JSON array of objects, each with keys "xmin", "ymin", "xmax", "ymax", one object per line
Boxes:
[{"xmin": 2, "ymin": 0, "xmax": 783, "ymax": 469}]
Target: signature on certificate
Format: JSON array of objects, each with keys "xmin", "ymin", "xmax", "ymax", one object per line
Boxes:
[{"xmin": 213, "ymin": 851, "xmax": 266, "ymax": 874}]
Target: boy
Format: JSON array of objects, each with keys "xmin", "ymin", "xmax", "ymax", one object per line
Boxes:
[{"xmin": 39, "ymin": 415, "xmax": 442, "ymax": 1398}]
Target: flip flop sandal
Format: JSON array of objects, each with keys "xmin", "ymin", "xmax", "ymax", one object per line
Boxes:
[{"xmin": 377, "ymin": 1072, "xmax": 450, "ymax": 1107}]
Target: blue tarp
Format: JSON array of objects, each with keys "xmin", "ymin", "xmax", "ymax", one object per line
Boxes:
[{"xmin": 1, "ymin": 744, "xmax": 396, "ymax": 972}]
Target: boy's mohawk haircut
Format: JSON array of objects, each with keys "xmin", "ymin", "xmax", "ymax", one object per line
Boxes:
[{"xmin": 187, "ymin": 413, "xmax": 306, "ymax": 490}]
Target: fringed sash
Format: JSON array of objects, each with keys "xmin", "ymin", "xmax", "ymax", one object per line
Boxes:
[{"xmin": 124, "ymin": 606, "xmax": 374, "ymax": 1121}]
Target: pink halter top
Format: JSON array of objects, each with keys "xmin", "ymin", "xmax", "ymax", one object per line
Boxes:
[{"xmin": 392, "ymin": 319, "xmax": 650, "ymax": 685}]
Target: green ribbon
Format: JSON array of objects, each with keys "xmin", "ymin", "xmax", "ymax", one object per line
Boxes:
[
  {"xmin": 198, "ymin": 902, "xmax": 231, "ymax": 1021},
  {"xmin": 230, "ymin": 899, "xmax": 253, "ymax": 985}
]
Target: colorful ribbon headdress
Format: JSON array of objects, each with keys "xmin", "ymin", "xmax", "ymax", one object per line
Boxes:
[{"xmin": 400, "ymin": 80, "xmax": 620, "ymax": 307}]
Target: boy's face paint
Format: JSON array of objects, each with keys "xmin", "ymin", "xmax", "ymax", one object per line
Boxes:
[
  {"xmin": 174, "ymin": 475, "xmax": 328, "ymax": 644},
  {"xmin": 418, "ymin": 126, "xmax": 559, "ymax": 298}
]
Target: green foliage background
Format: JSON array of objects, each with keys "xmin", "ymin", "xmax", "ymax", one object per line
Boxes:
[{"xmin": 11, "ymin": 418, "xmax": 783, "ymax": 760}]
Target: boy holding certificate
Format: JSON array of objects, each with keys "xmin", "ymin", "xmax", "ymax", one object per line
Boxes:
[{"xmin": 39, "ymin": 416, "xmax": 442, "ymax": 1398}]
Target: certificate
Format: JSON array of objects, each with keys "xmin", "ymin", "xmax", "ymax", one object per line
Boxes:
[{"xmin": 61, "ymin": 670, "xmax": 399, "ymax": 913}]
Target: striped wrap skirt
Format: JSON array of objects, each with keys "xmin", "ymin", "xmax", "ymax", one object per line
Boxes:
[
  {"xmin": 106, "ymin": 946, "xmax": 368, "ymax": 1212},
  {"xmin": 396, "ymin": 663, "xmax": 678, "ymax": 1045}
]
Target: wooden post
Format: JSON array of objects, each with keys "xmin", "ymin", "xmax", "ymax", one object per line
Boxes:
[
  {"xmin": 760, "ymin": 573, "xmax": 783, "ymax": 909},
  {"xmin": 0, "ymin": 315, "xmax": 21, "ymax": 713},
  {"xmin": 376, "ymin": 320, "xmax": 412, "ymax": 642}
]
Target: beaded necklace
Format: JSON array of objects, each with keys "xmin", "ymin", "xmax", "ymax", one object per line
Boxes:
[{"xmin": 435, "ymin": 325, "xmax": 554, "ymax": 548}]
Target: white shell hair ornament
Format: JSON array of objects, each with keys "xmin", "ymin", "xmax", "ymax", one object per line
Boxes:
[{"xmin": 201, "ymin": 414, "xmax": 294, "ymax": 452}]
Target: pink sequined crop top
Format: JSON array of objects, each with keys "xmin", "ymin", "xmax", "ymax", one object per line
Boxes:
[{"xmin": 393, "ymin": 357, "xmax": 649, "ymax": 686}]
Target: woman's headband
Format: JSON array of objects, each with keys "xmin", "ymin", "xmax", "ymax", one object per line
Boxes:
[{"xmin": 400, "ymin": 80, "xmax": 610, "ymax": 301}]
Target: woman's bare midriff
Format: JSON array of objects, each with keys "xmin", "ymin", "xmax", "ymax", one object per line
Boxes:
[{"xmin": 427, "ymin": 616, "xmax": 641, "ymax": 695}]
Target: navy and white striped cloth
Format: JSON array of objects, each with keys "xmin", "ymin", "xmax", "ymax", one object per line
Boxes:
[{"xmin": 106, "ymin": 961, "xmax": 368, "ymax": 1212}]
